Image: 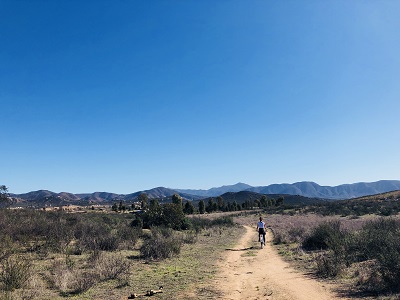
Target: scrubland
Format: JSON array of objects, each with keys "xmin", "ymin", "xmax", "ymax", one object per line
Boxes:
[
  {"xmin": 264, "ymin": 213, "xmax": 400, "ymax": 299},
  {"xmin": 2, "ymin": 202, "xmax": 400, "ymax": 300},
  {"xmin": 0, "ymin": 209, "xmax": 241, "ymax": 299}
]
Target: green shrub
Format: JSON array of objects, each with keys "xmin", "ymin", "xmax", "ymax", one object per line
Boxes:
[
  {"xmin": 140, "ymin": 227, "xmax": 183, "ymax": 260},
  {"xmin": 160, "ymin": 203, "xmax": 186, "ymax": 230},
  {"xmin": 189, "ymin": 217, "xmax": 212, "ymax": 233},
  {"xmin": 130, "ymin": 217, "xmax": 143, "ymax": 228},
  {"xmin": 304, "ymin": 218, "xmax": 400, "ymax": 291},
  {"xmin": 357, "ymin": 218, "xmax": 400, "ymax": 291},
  {"xmin": 302, "ymin": 221, "xmax": 343, "ymax": 251},
  {"xmin": 302, "ymin": 221, "xmax": 362, "ymax": 278},
  {"xmin": 76, "ymin": 221, "xmax": 120, "ymax": 252}
]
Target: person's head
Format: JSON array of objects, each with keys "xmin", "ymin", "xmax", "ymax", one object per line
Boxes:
[{"xmin": 259, "ymin": 216, "xmax": 262, "ymax": 221}]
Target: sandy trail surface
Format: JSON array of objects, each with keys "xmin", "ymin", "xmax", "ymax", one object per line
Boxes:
[{"xmin": 214, "ymin": 225, "xmax": 347, "ymax": 300}]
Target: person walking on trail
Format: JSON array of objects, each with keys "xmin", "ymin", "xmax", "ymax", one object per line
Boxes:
[{"xmin": 257, "ymin": 216, "xmax": 266, "ymax": 245}]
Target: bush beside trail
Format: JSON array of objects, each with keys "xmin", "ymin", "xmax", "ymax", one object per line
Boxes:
[{"xmin": 269, "ymin": 214, "xmax": 400, "ymax": 294}]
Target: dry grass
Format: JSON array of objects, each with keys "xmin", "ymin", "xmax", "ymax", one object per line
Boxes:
[
  {"xmin": 122, "ymin": 225, "xmax": 244, "ymax": 300},
  {"xmin": 0, "ymin": 210, "xmax": 243, "ymax": 299},
  {"xmin": 10, "ymin": 208, "xmax": 400, "ymax": 299},
  {"xmin": 256, "ymin": 212, "xmax": 400, "ymax": 300}
]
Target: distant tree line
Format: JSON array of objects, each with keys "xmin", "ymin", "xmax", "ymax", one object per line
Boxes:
[
  {"xmin": 112, "ymin": 193, "xmax": 284, "ymax": 215},
  {"xmin": 197, "ymin": 195, "xmax": 284, "ymax": 214}
]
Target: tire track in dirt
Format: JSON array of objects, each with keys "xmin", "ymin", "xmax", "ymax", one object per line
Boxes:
[{"xmin": 214, "ymin": 225, "xmax": 348, "ymax": 300}]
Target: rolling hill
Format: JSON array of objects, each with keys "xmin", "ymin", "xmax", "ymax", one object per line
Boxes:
[
  {"xmin": 7, "ymin": 187, "xmax": 203, "ymax": 207},
  {"xmin": 175, "ymin": 182, "xmax": 253, "ymax": 198}
]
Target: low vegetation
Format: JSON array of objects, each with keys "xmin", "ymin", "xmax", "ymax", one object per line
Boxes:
[
  {"xmin": 298, "ymin": 191, "xmax": 400, "ymax": 217},
  {"xmin": 267, "ymin": 213, "xmax": 400, "ymax": 297},
  {"xmin": 0, "ymin": 207, "xmax": 239, "ymax": 299},
  {"xmin": 2, "ymin": 186, "xmax": 400, "ymax": 299}
]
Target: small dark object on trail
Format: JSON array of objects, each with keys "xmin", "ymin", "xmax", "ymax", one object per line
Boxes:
[
  {"xmin": 127, "ymin": 286, "xmax": 163, "ymax": 299},
  {"xmin": 225, "ymin": 247, "xmax": 254, "ymax": 251}
]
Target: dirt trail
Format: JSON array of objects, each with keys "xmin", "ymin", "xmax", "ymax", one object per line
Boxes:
[{"xmin": 214, "ymin": 225, "xmax": 347, "ymax": 300}]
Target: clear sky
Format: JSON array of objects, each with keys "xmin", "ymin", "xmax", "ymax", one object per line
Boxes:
[{"xmin": 1, "ymin": 1, "xmax": 399, "ymax": 194}]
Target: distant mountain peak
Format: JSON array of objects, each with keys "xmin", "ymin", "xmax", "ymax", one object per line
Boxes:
[{"xmin": 175, "ymin": 182, "xmax": 252, "ymax": 198}]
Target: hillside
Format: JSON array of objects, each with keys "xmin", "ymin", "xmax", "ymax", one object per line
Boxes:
[
  {"xmin": 7, "ymin": 187, "xmax": 202, "ymax": 208},
  {"xmin": 124, "ymin": 187, "xmax": 179, "ymax": 200},
  {"xmin": 348, "ymin": 190, "xmax": 400, "ymax": 202},
  {"xmin": 175, "ymin": 182, "xmax": 253, "ymax": 197},
  {"xmin": 201, "ymin": 191, "xmax": 325, "ymax": 206},
  {"xmin": 302, "ymin": 190, "xmax": 400, "ymax": 216},
  {"xmin": 77, "ymin": 192, "xmax": 124, "ymax": 202},
  {"xmin": 6, "ymin": 180, "xmax": 400, "ymax": 208},
  {"xmin": 177, "ymin": 180, "xmax": 400, "ymax": 199},
  {"xmin": 247, "ymin": 180, "xmax": 400, "ymax": 200}
]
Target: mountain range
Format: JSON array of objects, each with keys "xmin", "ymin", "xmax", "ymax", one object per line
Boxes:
[
  {"xmin": 7, "ymin": 180, "xmax": 400, "ymax": 207},
  {"xmin": 177, "ymin": 180, "xmax": 400, "ymax": 200}
]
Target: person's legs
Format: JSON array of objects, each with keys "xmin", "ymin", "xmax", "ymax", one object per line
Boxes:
[{"xmin": 258, "ymin": 228, "xmax": 263, "ymax": 242}]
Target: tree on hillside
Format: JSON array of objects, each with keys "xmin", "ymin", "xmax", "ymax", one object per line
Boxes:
[
  {"xmin": 260, "ymin": 195, "xmax": 267, "ymax": 207},
  {"xmin": 143, "ymin": 199, "xmax": 163, "ymax": 228},
  {"xmin": 162, "ymin": 203, "xmax": 186, "ymax": 230},
  {"xmin": 172, "ymin": 193, "xmax": 183, "ymax": 207},
  {"xmin": 276, "ymin": 196, "xmax": 284, "ymax": 206},
  {"xmin": 183, "ymin": 201, "xmax": 195, "ymax": 214},
  {"xmin": 206, "ymin": 198, "xmax": 215, "ymax": 213},
  {"xmin": 118, "ymin": 201, "xmax": 127, "ymax": 212},
  {"xmin": 217, "ymin": 196, "xmax": 224, "ymax": 211},
  {"xmin": 138, "ymin": 193, "xmax": 148, "ymax": 209},
  {"xmin": 141, "ymin": 198, "xmax": 188, "ymax": 230},
  {"xmin": 198, "ymin": 200, "xmax": 205, "ymax": 214}
]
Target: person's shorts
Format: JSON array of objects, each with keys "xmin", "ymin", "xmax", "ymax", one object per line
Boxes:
[{"xmin": 258, "ymin": 228, "xmax": 266, "ymax": 234}]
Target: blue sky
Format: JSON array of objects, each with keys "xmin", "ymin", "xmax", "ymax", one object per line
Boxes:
[{"xmin": 1, "ymin": 1, "xmax": 399, "ymax": 194}]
